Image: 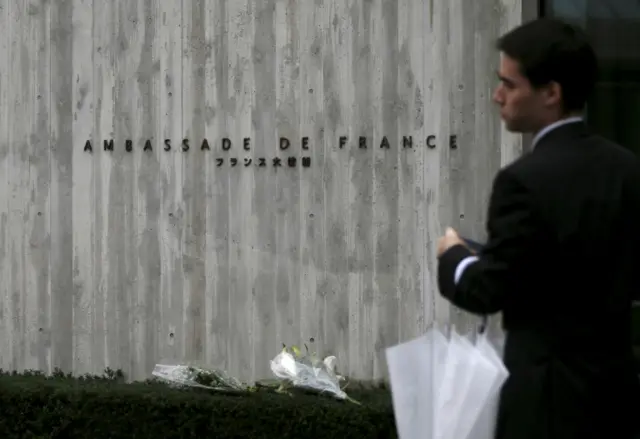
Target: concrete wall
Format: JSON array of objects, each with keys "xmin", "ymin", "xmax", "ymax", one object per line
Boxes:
[{"xmin": 0, "ymin": 0, "xmax": 523, "ymax": 382}]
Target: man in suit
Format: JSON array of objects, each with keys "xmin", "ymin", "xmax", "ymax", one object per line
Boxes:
[{"xmin": 436, "ymin": 18, "xmax": 640, "ymax": 439}]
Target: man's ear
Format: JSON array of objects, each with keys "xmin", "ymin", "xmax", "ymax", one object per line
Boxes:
[{"xmin": 542, "ymin": 81, "xmax": 562, "ymax": 108}]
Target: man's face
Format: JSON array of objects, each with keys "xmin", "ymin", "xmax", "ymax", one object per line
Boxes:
[{"xmin": 493, "ymin": 54, "xmax": 550, "ymax": 133}]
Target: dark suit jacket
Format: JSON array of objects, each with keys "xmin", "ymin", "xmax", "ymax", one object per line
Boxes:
[{"xmin": 438, "ymin": 121, "xmax": 640, "ymax": 439}]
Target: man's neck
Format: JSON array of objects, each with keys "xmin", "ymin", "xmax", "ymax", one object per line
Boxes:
[{"xmin": 531, "ymin": 115, "xmax": 583, "ymax": 148}]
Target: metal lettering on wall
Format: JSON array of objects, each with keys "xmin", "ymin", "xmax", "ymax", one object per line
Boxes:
[{"xmin": 82, "ymin": 134, "xmax": 458, "ymax": 167}]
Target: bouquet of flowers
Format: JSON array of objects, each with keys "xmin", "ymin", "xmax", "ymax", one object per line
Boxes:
[
  {"xmin": 269, "ymin": 342, "xmax": 358, "ymax": 403},
  {"xmin": 152, "ymin": 362, "xmax": 247, "ymax": 393}
]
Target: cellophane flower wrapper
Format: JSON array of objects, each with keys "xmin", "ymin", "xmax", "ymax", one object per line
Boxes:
[
  {"xmin": 269, "ymin": 345, "xmax": 349, "ymax": 400},
  {"xmin": 152, "ymin": 362, "xmax": 247, "ymax": 393}
]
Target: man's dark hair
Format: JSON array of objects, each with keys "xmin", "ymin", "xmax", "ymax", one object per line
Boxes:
[{"xmin": 496, "ymin": 18, "xmax": 598, "ymax": 113}]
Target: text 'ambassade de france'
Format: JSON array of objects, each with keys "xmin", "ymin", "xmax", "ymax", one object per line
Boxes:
[{"xmin": 82, "ymin": 133, "xmax": 457, "ymax": 153}]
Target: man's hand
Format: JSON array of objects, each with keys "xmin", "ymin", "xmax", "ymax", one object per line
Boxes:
[{"xmin": 437, "ymin": 227, "xmax": 465, "ymax": 257}]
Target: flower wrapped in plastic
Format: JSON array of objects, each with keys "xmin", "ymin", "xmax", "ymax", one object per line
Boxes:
[
  {"xmin": 269, "ymin": 343, "xmax": 358, "ymax": 403},
  {"xmin": 152, "ymin": 362, "xmax": 247, "ymax": 393}
]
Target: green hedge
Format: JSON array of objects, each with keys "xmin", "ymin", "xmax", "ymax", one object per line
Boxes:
[{"xmin": 0, "ymin": 369, "xmax": 397, "ymax": 438}]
